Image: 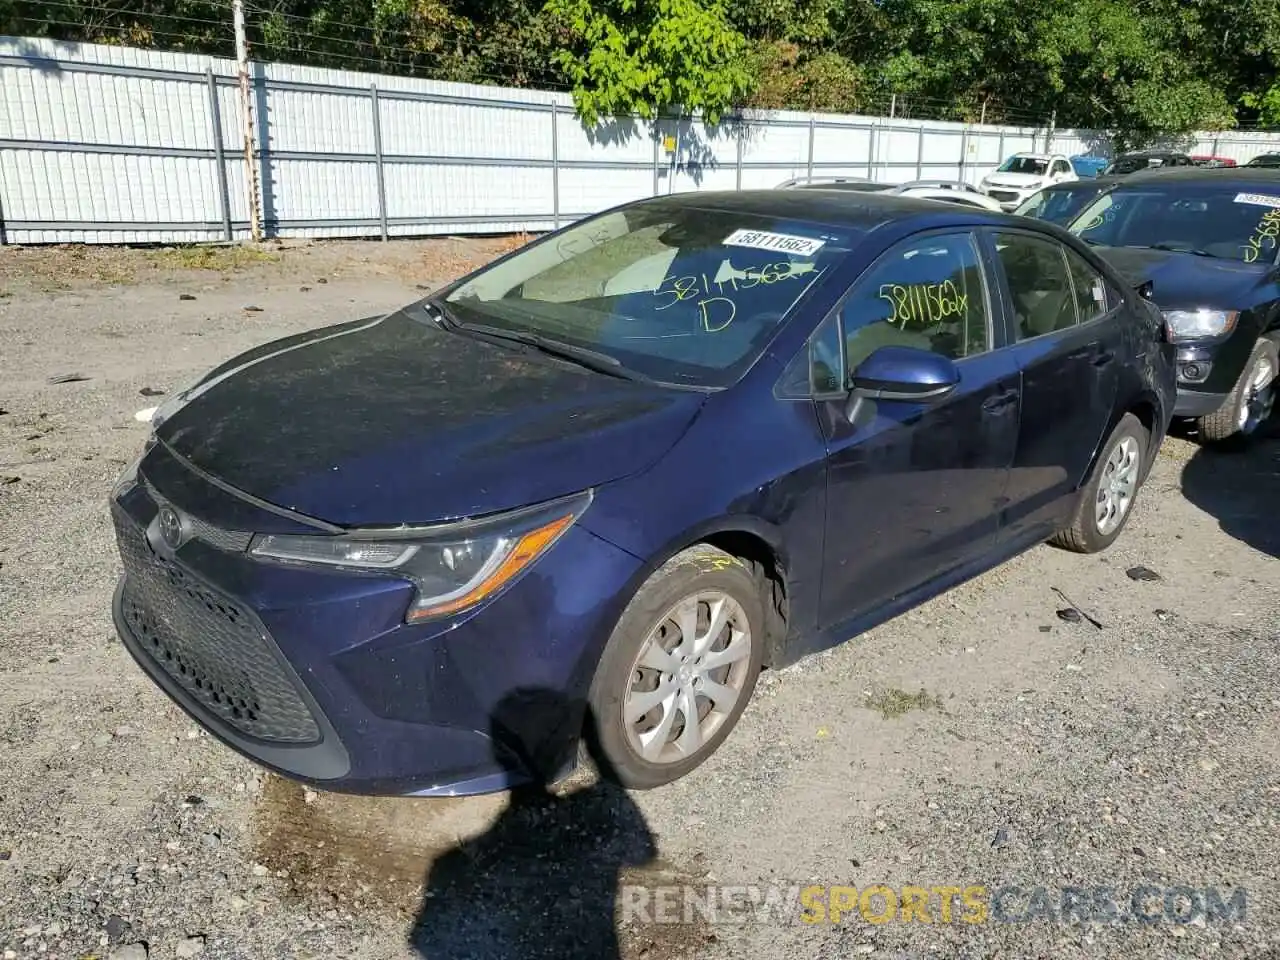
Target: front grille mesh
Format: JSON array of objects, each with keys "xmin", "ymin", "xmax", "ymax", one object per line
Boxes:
[
  {"xmin": 143, "ymin": 481, "xmax": 252, "ymax": 552},
  {"xmin": 187, "ymin": 513, "xmax": 253, "ymax": 552},
  {"xmin": 114, "ymin": 508, "xmax": 321, "ymax": 744}
]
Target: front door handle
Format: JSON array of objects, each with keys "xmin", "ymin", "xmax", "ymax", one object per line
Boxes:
[{"xmin": 982, "ymin": 389, "xmax": 1018, "ymax": 413}]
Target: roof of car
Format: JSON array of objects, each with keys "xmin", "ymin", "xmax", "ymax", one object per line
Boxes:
[
  {"xmin": 1116, "ymin": 149, "xmax": 1188, "ymax": 157},
  {"xmin": 1103, "ymin": 167, "xmax": 1280, "ymax": 185},
  {"xmin": 1041, "ymin": 175, "xmax": 1130, "ymax": 190},
  {"xmin": 647, "ymin": 189, "xmax": 1020, "ymax": 231}
]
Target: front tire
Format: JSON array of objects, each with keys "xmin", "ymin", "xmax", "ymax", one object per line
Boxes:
[
  {"xmin": 1195, "ymin": 338, "xmax": 1278, "ymax": 446},
  {"xmin": 1051, "ymin": 412, "xmax": 1148, "ymax": 554},
  {"xmin": 587, "ymin": 544, "xmax": 764, "ymax": 789}
]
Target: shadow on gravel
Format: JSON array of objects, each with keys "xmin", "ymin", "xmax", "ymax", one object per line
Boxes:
[
  {"xmin": 1180, "ymin": 438, "xmax": 1280, "ymax": 559},
  {"xmin": 254, "ymin": 689, "xmax": 709, "ymax": 959},
  {"xmin": 408, "ymin": 690, "xmax": 657, "ymax": 959}
]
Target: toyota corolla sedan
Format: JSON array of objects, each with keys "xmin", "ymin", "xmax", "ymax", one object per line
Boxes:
[{"xmin": 110, "ymin": 191, "xmax": 1175, "ymax": 796}]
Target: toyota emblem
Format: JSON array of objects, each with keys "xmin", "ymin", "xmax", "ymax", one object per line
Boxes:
[{"xmin": 158, "ymin": 505, "xmax": 184, "ymax": 550}]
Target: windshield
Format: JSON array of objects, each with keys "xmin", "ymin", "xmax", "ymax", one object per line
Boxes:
[
  {"xmin": 1015, "ymin": 186, "xmax": 1104, "ymax": 225},
  {"xmin": 997, "ymin": 156, "xmax": 1049, "ymax": 175},
  {"xmin": 443, "ymin": 205, "xmax": 857, "ymax": 387},
  {"xmin": 1068, "ymin": 184, "xmax": 1280, "ymax": 262}
]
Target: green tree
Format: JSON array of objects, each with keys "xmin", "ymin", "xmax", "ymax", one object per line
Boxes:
[{"xmin": 543, "ymin": 0, "xmax": 753, "ymax": 124}]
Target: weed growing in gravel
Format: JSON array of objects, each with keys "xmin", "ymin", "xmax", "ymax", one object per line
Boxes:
[
  {"xmin": 151, "ymin": 245, "xmax": 280, "ymax": 271},
  {"xmin": 865, "ymin": 687, "xmax": 944, "ymax": 720}
]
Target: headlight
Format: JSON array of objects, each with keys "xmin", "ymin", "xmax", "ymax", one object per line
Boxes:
[
  {"xmin": 1160, "ymin": 308, "xmax": 1239, "ymax": 340},
  {"xmin": 248, "ymin": 491, "xmax": 591, "ymax": 622}
]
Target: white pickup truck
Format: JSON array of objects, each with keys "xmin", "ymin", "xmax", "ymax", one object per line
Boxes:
[{"xmin": 979, "ymin": 153, "xmax": 1078, "ymax": 211}]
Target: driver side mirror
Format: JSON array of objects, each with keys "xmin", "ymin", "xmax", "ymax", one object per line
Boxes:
[{"xmin": 848, "ymin": 345, "xmax": 961, "ymax": 405}]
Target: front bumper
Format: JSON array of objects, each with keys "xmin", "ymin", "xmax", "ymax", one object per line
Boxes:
[
  {"xmin": 1173, "ymin": 389, "xmax": 1229, "ymax": 418},
  {"xmin": 981, "ymin": 187, "xmax": 1029, "ymax": 210},
  {"xmin": 109, "ymin": 467, "xmax": 643, "ymax": 796}
]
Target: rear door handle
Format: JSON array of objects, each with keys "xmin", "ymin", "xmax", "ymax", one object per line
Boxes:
[
  {"xmin": 1091, "ymin": 348, "xmax": 1116, "ymax": 367},
  {"xmin": 982, "ymin": 389, "xmax": 1018, "ymax": 413}
]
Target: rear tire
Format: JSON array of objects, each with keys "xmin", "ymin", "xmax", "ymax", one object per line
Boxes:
[
  {"xmin": 586, "ymin": 545, "xmax": 764, "ymax": 789},
  {"xmin": 1051, "ymin": 413, "xmax": 1148, "ymax": 554},
  {"xmin": 1195, "ymin": 338, "xmax": 1278, "ymax": 446}
]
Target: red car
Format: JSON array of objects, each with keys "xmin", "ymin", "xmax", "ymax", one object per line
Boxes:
[{"xmin": 1190, "ymin": 155, "xmax": 1238, "ymax": 168}]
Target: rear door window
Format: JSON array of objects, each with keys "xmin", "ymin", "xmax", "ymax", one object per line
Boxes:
[
  {"xmin": 993, "ymin": 233, "xmax": 1078, "ymax": 340},
  {"xmin": 1062, "ymin": 248, "xmax": 1114, "ymax": 323}
]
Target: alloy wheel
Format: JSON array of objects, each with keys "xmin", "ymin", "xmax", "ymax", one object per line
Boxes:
[
  {"xmin": 622, "ymin": 592, "xmax": 753, "ymax": 765},
  {"xmin": 1095, "ymin": 435, "xmax": 1140, "ymax": 536},
  {"xmin": 1238, "ymin": 355, "xmax": 1277, "ymax": 435}
]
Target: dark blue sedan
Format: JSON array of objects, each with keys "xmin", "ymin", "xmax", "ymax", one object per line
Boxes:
[{"xmin": 110, "ymin": 191, "xmax": 1175, "ymax": 795}]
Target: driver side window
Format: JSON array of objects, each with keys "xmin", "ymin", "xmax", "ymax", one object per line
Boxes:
[{"xmin": 841, "ymin": 232, "xmax": 992, "ymax": 372}]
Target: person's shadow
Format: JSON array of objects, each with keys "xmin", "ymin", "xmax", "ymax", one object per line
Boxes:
[{"xmin": 408, "ymin": 688, "xmax": 658, "ymax": 959}]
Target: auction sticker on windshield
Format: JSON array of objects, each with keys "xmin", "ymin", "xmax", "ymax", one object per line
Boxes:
[
  {"xmin": 724, "ymin": 229, "xmax": 827, "ymax": 256},
  {"xmin": 1233, "ymin": 192, "xmax": 1280, "ymax": 207}
]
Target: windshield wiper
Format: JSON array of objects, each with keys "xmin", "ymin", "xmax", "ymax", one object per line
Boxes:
[
  {"xmin": 422, "ymin": 298, "xmax": 650, "ymax": 382},
  {"xmin": 452, "ymin": 316, "xmax": 646, "ymax": 382},
  {"xmin": 420, "ymin": 298, "xmax": 462, "ymax": 329},
  {"xmin": 477, "ymin": 328, "xmax": 645, "ymax": 381},
  {"xmin": 1139, "ymin": 243, "xmax": 1218, "ymax": 258}
]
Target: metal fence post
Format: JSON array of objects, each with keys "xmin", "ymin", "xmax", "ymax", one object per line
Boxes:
[
  {"xmin": 370, "ymin": 85, "xmax": 388, "ymax": 241},
  {"xmin": 959, "ymin": 126, "xmax": 969, "ymax": 182},
  {"xmin": 550, "ymin": 101, "xmax": 561, "ymax": 228},
  {"xmin": 806, "ymin": 115, "xmax": 816, "ymax": 180},
  {"xmin": 652, "ymin": 117, "xmax": 661, "ymax": 196},
  {"xmin": 735, "ymin": 114, "xmax": 744, "ymax": 191},
  {"xmin": 868, "ymin": 122, "xmax": 877, "ymax": 179},
  {"xmin": 915, "ymin": 125, "xmax": 925, "ymax": 180},
  {"xmin": 206, "ymin": 68, "xmax": 233, "ymax": 242},
  {"xmin": 997, "ymin": 130, "xmax": 1006, "ymax": 164}
]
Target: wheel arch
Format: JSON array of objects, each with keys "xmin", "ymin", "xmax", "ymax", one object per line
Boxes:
[{"xmin": 606, "ymin": 516, "xmax": 793, "ymax": 670}]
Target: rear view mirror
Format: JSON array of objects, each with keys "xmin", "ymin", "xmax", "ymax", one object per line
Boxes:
[{"xmin": 850, "ymin": 346, "xmax": 960, "ymax": 402}]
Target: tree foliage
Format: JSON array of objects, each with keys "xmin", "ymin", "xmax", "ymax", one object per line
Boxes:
[
  {"xmin": 5, "ymin": 0, "xmax": 1280, "ymax": 136},
  {"xmin": 545, "ymin": 0, "xmax": 752, "ymax": 123}
]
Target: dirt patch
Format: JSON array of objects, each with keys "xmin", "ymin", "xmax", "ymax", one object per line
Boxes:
[
  {"xmin": 864, "ymin": 687, "xmax": 946, "ymax": 720},
  {"xmin": 253, "ymin": 775, "xmax": 500, "ymax": 917},
  {"xmin": 0, "ymin": 235, "xmax": 534, "ymax": 297},
  {"xmin": 254, "ymin": 772, "xmax": 712, "ymax": 959}
]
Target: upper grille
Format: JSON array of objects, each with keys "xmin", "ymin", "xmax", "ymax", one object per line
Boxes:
[
  {"xmin": 113, "ymin": 507, "xmax": 321, "ymax": 744},
  {"xmin": 143, "ymin": 480, "xmax": 252, "ymax": 552}
]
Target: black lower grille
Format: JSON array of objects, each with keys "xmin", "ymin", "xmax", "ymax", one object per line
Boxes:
[
  {"xmin": 113, "ymin": 508, "xmax": 321, "ymax": 744},
  {"xmin": 989, "ymin": 190, "xmax": 1019, "ymax": 203}
]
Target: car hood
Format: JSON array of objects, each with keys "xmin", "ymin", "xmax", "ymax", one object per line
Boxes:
[
  {"xmin": 154, "ymin": 308, "xmax": 705, "ymax": 526},
  {"xmin": 983, "ymin": 173, "xmax": 1047, "ymax": 189},
  {"xmin": 1092, "ymin": 246, "xmax": 1270, "ymax": 310}
]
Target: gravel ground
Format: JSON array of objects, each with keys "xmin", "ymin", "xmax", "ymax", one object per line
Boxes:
[{"xmin": 1, "ymin": 239, "xmax": 1278, "ymax": 960}]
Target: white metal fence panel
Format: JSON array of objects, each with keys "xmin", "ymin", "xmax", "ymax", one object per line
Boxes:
[{"xmin": 5, "ymin": 34, "xmax": 1280, "ymax": 244}]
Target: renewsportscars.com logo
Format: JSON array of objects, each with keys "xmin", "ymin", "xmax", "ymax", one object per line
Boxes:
[{"xmin": 620, "ymin": 883, "xmax": 1248, "ymax": 927}]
